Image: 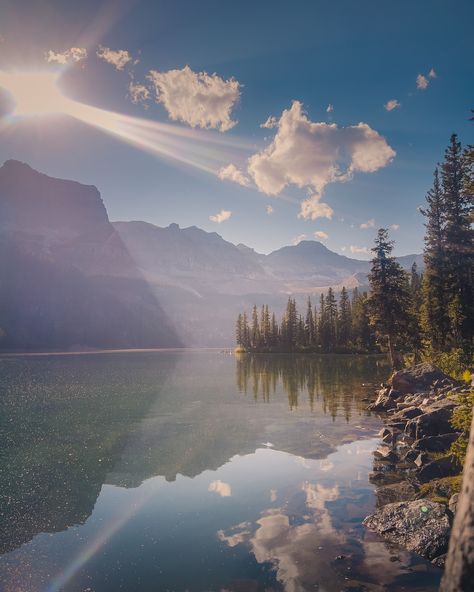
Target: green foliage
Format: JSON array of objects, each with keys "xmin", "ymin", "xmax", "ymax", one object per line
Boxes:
[
  {"xmin": 450, "ymin": 390, "xmax": 474, "ymax": 465},
  {"xmin": 421, "ymin": 348, "xmax": 473, "ymax": 380}
]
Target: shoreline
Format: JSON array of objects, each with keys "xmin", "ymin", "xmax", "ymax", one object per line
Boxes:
[{"xmin": 362, "ymin": 363, "xmax": 469, "ymax": 568}]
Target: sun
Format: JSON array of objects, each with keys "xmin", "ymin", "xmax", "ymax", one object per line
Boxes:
[{"xmin": 0, "ymin": 71, "xmax": 71, "ymax": 117}]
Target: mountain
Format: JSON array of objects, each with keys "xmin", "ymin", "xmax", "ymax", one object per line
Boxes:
[
  {"xmin": 0, "ymin": 161, "xmax": 423, "ymax": 349},
  {"xmin": 0, "ymin": 161, "xmax": 181, "ymax": 350}
]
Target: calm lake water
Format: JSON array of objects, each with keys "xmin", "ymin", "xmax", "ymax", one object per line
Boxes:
[{"xmin": 0, "ymin": 351, "xmax": 442, "ymax": 592}]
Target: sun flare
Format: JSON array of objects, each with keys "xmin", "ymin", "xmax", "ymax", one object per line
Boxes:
[{"xmin": 0, "ymin": 71, "xmax": 71, "ymax": 117}]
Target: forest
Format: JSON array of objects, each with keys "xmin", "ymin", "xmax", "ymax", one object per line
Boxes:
[{"xmin": 235, "ymin": 134, "xmax": 474, "ymax": 369}]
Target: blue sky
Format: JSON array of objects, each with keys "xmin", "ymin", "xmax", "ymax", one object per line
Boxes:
[{"xmin": 0, "ymin": 0, "xmax": 472, "ymax": 256}]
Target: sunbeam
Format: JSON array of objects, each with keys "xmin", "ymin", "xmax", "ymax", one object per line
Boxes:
[{"xmin": 0, "ymin": 70, "xmax": 253, "ymax": 177}]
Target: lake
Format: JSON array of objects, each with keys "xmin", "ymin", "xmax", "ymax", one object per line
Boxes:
[{"xmin": 0, "ymin": 351, "xmax": 442, "ymax": 592}]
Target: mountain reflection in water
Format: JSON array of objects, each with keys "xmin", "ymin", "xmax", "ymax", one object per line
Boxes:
[{"xmin": 0, "ymin": 351, "xmax": 441, "ymax": 592}]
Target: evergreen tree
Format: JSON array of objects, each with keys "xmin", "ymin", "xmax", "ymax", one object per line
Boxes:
[
  {"xmin": 318, "ymin": 293, "xmax": 329, "ymax": 351},
  {"xmin": 338, "ymin": 286, "xmax": 352, "ymax": 349},
  {"xmin": 420, "ymin": 167, "xmax": 450, "ymax": 350},
  {"xmin": 251, "ymin": 304, "xmax": 260, "ymax": 348},
  {"xmin": 305, "ymin": 297, "xmax": 315, "ymax": 346},
  {"xmin": 235, "ymin": 313, "xmax": 244, "ymax": 347},
  {"xmin": 368, "ymin": 228, "xmax": 412, "ymax": 368},
  {"xmin": 441, "ymin": 134, "xmax": 473, "ymax": 348},
  {"xmin": 325, "ymin": 288, "xmax": 338, "ymax": 351}
]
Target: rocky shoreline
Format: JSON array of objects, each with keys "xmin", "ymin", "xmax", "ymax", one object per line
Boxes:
[{"xmin": 362, "ymin": 363, "xmax": 471, "ymax": 568}]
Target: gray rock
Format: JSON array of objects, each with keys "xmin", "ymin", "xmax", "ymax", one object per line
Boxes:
[
  {"xmin": 374, "ymin": 445, "xmax": 397, "ymax": 462},
  {"xmin": 413, "ymin": 432, "xmax": 460, "ymax": 452},
  {"xmin": 368, "ymin": 387, "xmax": 400, "ymax": 412},
  {"xmin": 414, "ymin": 452, "xmax": 430, "ymax": 467},
  {"xmin": 432, "ymin": 553, "xmax": 447, "ymax": 568},
  {"xmin": 416, "ymin": 455, "xmax": 461, "ymax": 483},
  {"xmin": 391, "ymin": 363, "xmax": 454, "ymax": 395},
  {"xmin": 404, "ymin": 449, "xmax": 420, "ymax": 463},
  {"xmin": 448, "ymin": 493, "xmax": 459, "ymax": 514},
  {"xmin": 376, "ymin": 481, "xmax": 420, "ymax": 506},
  {"xmin": 405, "ymin": 399, "xmax": 457, "ymax": 440},
  {"xmin": 363, "ymin": 499, "xmax": 451, "ymax": 560}
]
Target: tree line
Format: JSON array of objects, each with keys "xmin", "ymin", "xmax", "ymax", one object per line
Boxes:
[{"xmin": 235, "ymin": 133, "xmax": 473, "ymax": 367}]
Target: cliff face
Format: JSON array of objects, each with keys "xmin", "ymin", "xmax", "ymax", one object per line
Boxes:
[
  {"xmin": 0, "ymin": 161, "xmax": 181, "ymax": 350},
  {"xmin": 0, "ymin": 160, "xmax": 109, "ymax": 239}
]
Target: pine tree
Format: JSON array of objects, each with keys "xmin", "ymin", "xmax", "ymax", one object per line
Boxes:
[
  {"xmin": 338, "ymin": 286, "xmax": 352, "ymax": 349},
  {"xmin": 305, "ymin": 297, "xmax": 315, "ymax": 347},
  {"xmin": 236, "ymin": 313, "xmax": 243, "ymax": 347},
  {"xmin": 368, "ymin": 228, "xmax": 412, "ymax": 368},
  {"xmin": 441, "ymin": 134, "xmax": 473, "ymax": 348},
  {"xmin": 251, "ymin": 305, "xmax": 260, "ymax": 348},
  {"xmin": 318, "ymin": 293, "xmax": 329, "ymax": 352},
  {"xmin": 420, "ymin": 167, "xmax": 450, "ymax": 350},
  {"xmin": 325, "ymin": 288, "xmax": 338, "ymax": 351},
  {"xmin": 408, "ymin": 263, "xmax": 423, "ymax": 358}
]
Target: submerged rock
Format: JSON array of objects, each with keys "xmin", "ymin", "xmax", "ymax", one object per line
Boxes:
[{"xmin": 363, "ymin": 499, "xmax": 451, "ymax": 561}]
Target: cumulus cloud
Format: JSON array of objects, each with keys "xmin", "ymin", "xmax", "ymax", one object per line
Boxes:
[
  {"xmin": 266, "ymin": 205, "xmax": 274, "ymax": 215},
  {"xmin": 148, "ymin": 65, "xmax": 240, "ymax": 132},
  {"xmin": 428, "ymin": 68, "xmax": 437, "ymax": 79},
  {"xmin": 416, "ymin": 74, "xmax": 429, "ymax": 90},
  {"xmin": 46, "ymin": 47, "xmax": 87, "ymax": 65},
  {"xmin": 326, "ymin": 104, "xmax": 334, "ymax": 113},
  {"xmin": 360, "ymin": 218, "xmax": 375, "ymax": 229},
  {"xmin": 390, "ymin": 223, "xmax": 400, "ymax": 230},
  {"xmin": 217, "ymin": 163, "xmax": 250, "ymax": 187},
  {"xmin": 314, "ymin": 230, "xmax": 328, "ymax": 240},
  {"xmin": 298, "ymin": 195, "xmax": 334, "ymax": 221},
  {"xmin": 260, "ymin": 115, "xmax": 278, "ymax": 129},
  {"xmin": 247, "ymin": 101, "xmax": 395, "ymax": 218},
  {"xmin": 208, "ymin": 480, "xmax": 232, "ymax": 497},
  {"xmin": 128, "ymin": 81, "xmax": 150, "ymax": 105},
  {"xmin": 384, "ymin": 99, "xmax": 400, "ymax": 111},
  {"xmin": 293, "ymin": 234, "xmax": 307, "ymax": 245},
  {"xmin": 97, "ymin": 46, "xmax": 133, "ymax": 70},
  {"xmin": 350, "ymin": 245, "xmax": 370, "ymax": 255},
  {"xmin": 209, "ymin": 209, "xmax": 232, "ymax": 223}
]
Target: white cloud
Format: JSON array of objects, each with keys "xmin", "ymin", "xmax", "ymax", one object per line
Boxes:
[
  {"xmin": 148, "ymin": 65, "xmax": 240, "ymax": 132},
  {"xmin": 350, "ymin": 245, "xmax": 370, "ymax": 255},
  {"xmin": 46, "ymin": 47, "xmax": 87, "ymax": 65},
  {"xmin": 428, "ymin": 68, "xmax": 437, "ymax": 79},
  {"xmin": 390, "ymin": 223, "xmax": 400, "ymax": 230},
  {"xmin": 217, "ymin": 163, "xmax": 250, "ymax": 187},
  {"xmin": 97, "ymin": 46, "xmax": 133, "ymax": 71},
  {"xmin": 293, "ymin": 234, "xmax": 307, "ymax": 245},
  {"xmin": 298, "ymin": 195, "xmax": 334, "ymax": 221},
  {"xmin": 384, "ymin": 99, "xmax": 400, "ymax": 111},
  {"xmin": 341, "ymin": 246, "xmax": 347, "ymax": 252},
  {"xmin": 326, "ymin": 104, "xmax": 334, "ymax": 113},
  {"xmin": 416, "ymin": 74, "xmax": 429, "ymax": 90},
  {"xmin": 247, "ymin": 101, "xmax": 395, "ymax": 218},
  {"xmin": 314, "ymin": 230, "xmax": 328, "ymax": 240},
  {"xmin": 128, "ymin": 81, "xmax": 150, "ymax": 105},
  {"xmin": 360, "ymin": 218, "xmax": 375, "ymax": 229},
  {"xmin": 209, "ymin": 209, "xmax": 232, "ymax": 223},
  {"xmin": 208, "ymin": 480, "xmax": 232, "ymax": 497},
  {"xmin": 260, "ymin": 115, "xmax": 278, "ymax": 129},
  {"xmin": 266, "ymin": 205, "xmax": 274, "ymax": 215}
]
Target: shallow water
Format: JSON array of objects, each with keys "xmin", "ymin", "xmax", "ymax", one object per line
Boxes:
[{"xmin": 0, "ymin": 351, "xmax": 441, "ymax": 592}]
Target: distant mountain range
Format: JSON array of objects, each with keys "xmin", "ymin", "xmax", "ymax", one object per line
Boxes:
[{"xmin": 0, "ymin": 160, "xmax": 423, "ymax": 349}]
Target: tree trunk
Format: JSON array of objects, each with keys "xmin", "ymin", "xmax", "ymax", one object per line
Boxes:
[
  {"xmin": 440, "ymin": 408, "xmax": 474, "ymax": 591},
  {"xmin": 387, "ymin": 333, "xmax": 400, "ymax": 370}
]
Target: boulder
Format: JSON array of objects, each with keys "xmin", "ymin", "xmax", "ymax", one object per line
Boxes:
[
  {"xmin": 376, "ymin": 481, "xmax": 420, "ymax": 507},
  {"xmin": 368, "ymin": 387, "xmax": 400, "ymax": 412},
  {"xmin": 414, "ymin": 452, "xmax": 430, "ymax": 468},
  {"xmin": 405, "ymin": 399, "xmax": 457, "ymax": 440},
  {"xmin": 413, "ymin": 433, "xmax": 460, "ymax": 452},
  {"xmin": 390, "ymin": 406, "xmax": 424, "ymax": 422},
  {"xmin": 448, "ymin": 493, "xmax": 459, "ymax": 514},
  {"xmin": 391, "ymin": 363, "xmax": 454, "ymax": 395},
  {"xmin": 374, "ymin": 445, "xmax": 397, "ymax": 463},
  {"xmin": 363, "ymin": 500, "xmax": 451, "ymax": 560},
  {"xmin": 416, "ymin": 455, "xmax": 461, "ymax": 483}
]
